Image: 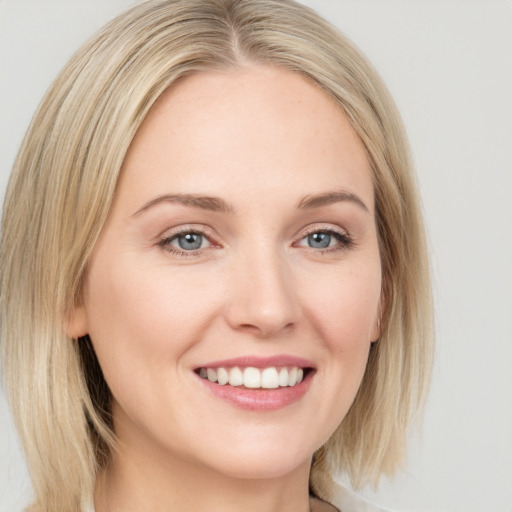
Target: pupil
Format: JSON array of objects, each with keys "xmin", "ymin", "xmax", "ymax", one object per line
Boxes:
[
  {"xmin": 308, "ymin": 232, "xmax": 330, "ymax": 249},
  {"xmin": 178, "ymin": 233, "xmax": 202, "ymax": 250}
]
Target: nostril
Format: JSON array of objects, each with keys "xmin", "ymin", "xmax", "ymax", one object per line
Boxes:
[{"xmin": 223, "ymin": 271, "xmax": 301, "ymax": 337}]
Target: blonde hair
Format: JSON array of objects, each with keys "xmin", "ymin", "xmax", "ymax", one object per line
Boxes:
[{"xmin": 0, "ymin": 0, "xmax": 433, "ymax": 510}]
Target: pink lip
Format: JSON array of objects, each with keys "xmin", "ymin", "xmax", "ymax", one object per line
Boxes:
[
  {"xmin": 194, "ymin": 354, "xmax": 315, "ymax": 412},
  {"xmin": 194, "ymin": 354, "xmax": 315, "ymax": 370}
]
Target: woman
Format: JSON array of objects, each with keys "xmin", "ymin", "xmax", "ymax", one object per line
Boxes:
[{"xmin": 0, "ymin": 1, "xmax": 433, "ymax": 511}]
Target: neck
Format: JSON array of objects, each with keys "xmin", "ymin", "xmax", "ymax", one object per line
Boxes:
[{"xmin": 94, "ymin": 439, "xmax": 312, "ymax": 512}]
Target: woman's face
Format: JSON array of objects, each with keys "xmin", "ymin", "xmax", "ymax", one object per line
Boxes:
[{"xmin": 69, "ymin": 66, "xmax": 382, "ymax": 480}]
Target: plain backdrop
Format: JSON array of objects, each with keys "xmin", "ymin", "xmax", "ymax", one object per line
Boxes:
[{"xmin": 1, "ymin": 1, "xmax": 511, "ymax": 511}]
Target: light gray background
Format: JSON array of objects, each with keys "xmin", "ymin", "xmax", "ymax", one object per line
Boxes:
[{"xmin": 1, "ymin": 1, "xmax": 511, "ymax": 511}]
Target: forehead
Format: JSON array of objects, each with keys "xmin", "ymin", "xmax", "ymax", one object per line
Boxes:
[{"xmin": 117, "ymin": 65, "xmax": 373, "ymax": 213}]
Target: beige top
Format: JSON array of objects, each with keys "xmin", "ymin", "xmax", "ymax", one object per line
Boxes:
[{"xmin": 333, "ymin": 484, "xmax": 389, "ymax": 512}]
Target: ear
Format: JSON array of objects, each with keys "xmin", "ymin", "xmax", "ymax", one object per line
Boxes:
[
  {"xmin": 370, "ymin": 312, "xmax": 381, "ymax": 343},
  {"xmin": 64, "ymin": 303, "xmax": 89, "ymax": 339},
  {"xmin": 371, "ymin": 279, "xmax": 388, "ymax": 343}
]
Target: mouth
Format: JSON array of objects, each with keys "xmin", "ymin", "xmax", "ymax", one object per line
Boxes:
[
  {"xmin": 193, "ymin": 356, "xmax": 315, "ymax": 411},
  {"xmin": 195, "ymin": 365, "xmax": 312, "ymax": 389}
]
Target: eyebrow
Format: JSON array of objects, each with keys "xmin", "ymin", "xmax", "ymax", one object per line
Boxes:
[
  {"xmin": 133, "ymin": 193, "xmax": 234, "ymax": 216},
  {"xmin": 133, "ymin": 189, "xmax": 369, "ymax": 217},
  {"xmin": 297, "ymin": 190, "xmax": 370, "ymax": 213}
]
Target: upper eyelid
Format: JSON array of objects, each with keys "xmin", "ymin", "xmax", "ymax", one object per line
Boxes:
[
  {"xmin": 157, "ymin": 228, "xmax": 217, "ymax": 256},
  {"xmin": 155, "ymin": 223, "xmax": 351, "ymax": 245},
  {"xmin": 157, "ymin": 224, "xmax": 218, "ymax": 241},
  {"xmin": 156, "ymin": 227, "xmax": 220, "ymax": 256},
  {"xmin": 293, "ymin": 225, "xmax": 354, "ymax": 250},
  {"xmin": 296, "ymin": 224, "xmax": 350, "ymax": 238}
]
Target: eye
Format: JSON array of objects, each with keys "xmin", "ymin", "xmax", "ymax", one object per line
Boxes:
[
  {"xmin": 159, "ymin": 230, "xmax": 212, "ymax": 254},
  {"xmin": 306, "ymin": 232, "xmax": 334, "ymax": 249},
  {"xmin": 295, "ymin": 228, "xmax": 353, "ymax": 252},
  {"xmin": 173, "ymin": 232, "xmax": 209, "ymax": 251}
]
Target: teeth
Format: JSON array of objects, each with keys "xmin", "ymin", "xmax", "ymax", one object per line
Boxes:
[
  {"xmin": 288, "ymin": 367, "xmax": 298, "ymax": 386},
  {"xmin": 198, "ymin": 365, "xmax": 306, "ymax": 389},
  {"xmin": 261, "ymin": 367, "xmax": 279, "ymax": 389},
  {"xmin": 243, "ymin": 367, "xmax": 261, "ymax": 388},
  {"xmin": 278, "ymin": 368, "xmax": 289, "ymax": 387},
  {"xmin": 228, "ymin": 367, "xmax": 243, "ymax": 386},
  {"xmin": 217, "ymin": 367, "xmax": 229, "ymax": 385}
]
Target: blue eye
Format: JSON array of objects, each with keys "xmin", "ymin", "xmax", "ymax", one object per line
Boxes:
[
  {"xmin": 160, "ymin": 231, "xmax": 212, "ymax": 253},
  {"xmin": 174, "ymin": 232, "xmax": 205, "ymax": 251},
  {"xmin": 307, "ymin": 232, "xmax": 332, "ymax": 249},
  {"xmin": 297, "ymin": 229, "xmax": 352, "ymax": 251}
]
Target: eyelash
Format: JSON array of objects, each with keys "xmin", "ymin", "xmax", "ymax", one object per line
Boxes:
[
  {"xmin": 157, "ymin": 228, "xmax": 215, "ymax": 257},
  {"xmin": 157, "ymin": 226, "xmax": 354, "ymax": 257},
  {"xmin": 295, "ymin": 226, "xmax": 354, "ymax": 254}
]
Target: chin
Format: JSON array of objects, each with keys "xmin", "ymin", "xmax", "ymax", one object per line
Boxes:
[
  {"xmin": 212, "ymin": 453, "xmax": 309, "ymax": 481},
  {"xmin": 195, "ymin": 432, "xmax": 317, "ymax": 481}
]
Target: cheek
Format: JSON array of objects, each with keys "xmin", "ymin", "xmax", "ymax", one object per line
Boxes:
[
  {"xmin": 292, "ymin": 263, "xmax": 381, "ymax": 443},
  {"xmin": 82, "ymin": 260, "xmax": 220, "ymax": 433},
  {"xmin": 301, "ymin": 262, "xmax": 381, "ymax": 352},
  {"xmin": 81, "ymin": 252, "xmax": 214, "ymax": 397}
]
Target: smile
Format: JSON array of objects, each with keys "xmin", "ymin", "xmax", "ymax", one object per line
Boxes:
[
  {"xmin": 194, "ymin": 356, "xmax": 315, "ymax": 411},
  {"xmin": 197, "ymin": 366, "xmax": 305, "ymax": 389}
]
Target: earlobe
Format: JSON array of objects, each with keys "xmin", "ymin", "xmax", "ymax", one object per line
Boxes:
[
  {"xmin": 370, "ymin": 291, "xmax": 386, "ymax": 343},
  {"xmin": 371, "ymin": 273, "xmax": 390, "ymax": 342},
  {"xmin": 64, "ymin": 304, "xmax": 89, "ymax": 339},
  {"xmin": 370, "ymin": 315, "xmax": 381, "ymax": 343}
]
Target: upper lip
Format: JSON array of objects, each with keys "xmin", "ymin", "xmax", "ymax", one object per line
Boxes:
[{"xmin": 194, "ymin": 354, "xmax": 315, "ymax": 370}]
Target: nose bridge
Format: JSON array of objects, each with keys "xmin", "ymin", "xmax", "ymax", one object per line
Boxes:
[{"xmin": 225, "ymin": 240, "xmax": 300, "ymax": 337}]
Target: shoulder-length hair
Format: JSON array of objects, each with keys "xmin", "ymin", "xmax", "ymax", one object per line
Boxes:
[{"xmin": 0, "ymin": 0, "xmax": 433, "ymax": 510}]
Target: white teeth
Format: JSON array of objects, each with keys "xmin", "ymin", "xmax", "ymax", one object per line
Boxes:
[
  {"xmin": 278, "ymin": 367, "xmax": 289, "ymax": 387},
  {"xmin": 288, "ymin": 367, "xmax": 298, "ymax": 386},
  {"xmin": 243, "ymin": 367, "xmax": 261, "ymax": 388},
  {"xmin": 199, "ymin": 365, "xmax": 307, "ymax": 389},
  {"xmin": 228, "ymin": 367, "xmax": 243, "ymax": 386},
  {"xmin": 217, "ymin": 367, "xmax": 229, "ymax": 385},
  {"xmin": 261, "ymin": 367, "xmax": 279, "ymax": 389}
]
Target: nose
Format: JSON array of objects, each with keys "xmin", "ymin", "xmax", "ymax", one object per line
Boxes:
[{"xmin": 224, "ymin": 247, "xmax": 301, "ymax": 338}]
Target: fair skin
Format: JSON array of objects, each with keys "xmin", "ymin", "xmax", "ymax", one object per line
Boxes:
[{"xmin": 68, "ymin": 65, "xmax": 382, "ymax": 512}]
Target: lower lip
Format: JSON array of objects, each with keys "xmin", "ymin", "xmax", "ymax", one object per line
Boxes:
[{"xmin": 197, "ymin": 372, "xmax": 314, "ymax": 411}]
